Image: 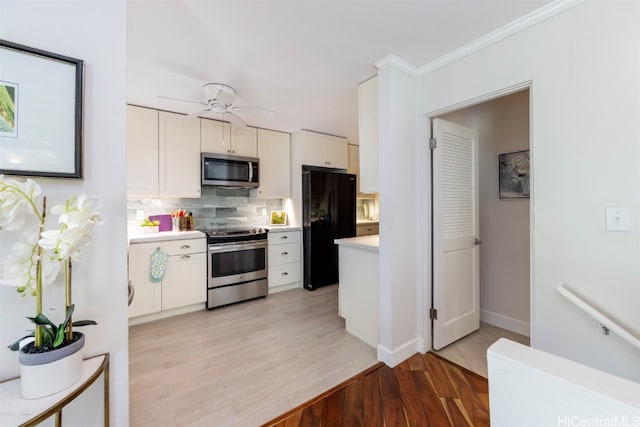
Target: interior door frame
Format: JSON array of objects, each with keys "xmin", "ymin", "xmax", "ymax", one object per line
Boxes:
[{"xmin": 422, "ymin": 81, "xmax": 534, "ymax": 352}]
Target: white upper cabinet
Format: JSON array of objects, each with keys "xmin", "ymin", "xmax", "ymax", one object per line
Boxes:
[
  {"xmin": 358, "ymin": 76, "xmax": 379, "ymax": 193},
  {"xmin": 200, "ymin": 118, "xmax": 232, "ymax": 155},
  {"xmin": 251, "ymin": 128, "xmax": 290, "ymax": 199},
  {"xmin": 299, "ymin": 130, "xmax": 348, "ymax": 169},
  {"xmin": 127, "ymin": 105, "xmax": 159, "ymax": 197},
  {"xmin": 347, "ymin": 143, "xmax": 360, "ymax": 194},
  {"xmin": 159, "ymin": 111, "xmax": 201, "ymax": 198},
  {"xmin": 231, "ymin": 126, "xmax": 258, "ymax": 157},
  {"xmin": 201, "ymin": 119, "xmax": 257, "ymax": 157}
]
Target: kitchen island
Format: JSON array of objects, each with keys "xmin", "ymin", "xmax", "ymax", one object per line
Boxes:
[{"xmin": 334, "ymin": 235, "xmax": 379, "ymax": 348}]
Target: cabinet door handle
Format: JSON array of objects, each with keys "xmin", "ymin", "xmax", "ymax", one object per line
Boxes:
[
  {"xmin": 281, "ymin": 251, "xmax": 288, "ymax": 256},
  {"xmin": 281, "ymin": 272, "xmax": 288, "ymax": 276},
  {"xmin": 180, "ymin": 255, "xmax": 191, "ymax": 260},
  {"xmin": 180, "ymin": 245, "xmax": 190, "ymax": 249}
]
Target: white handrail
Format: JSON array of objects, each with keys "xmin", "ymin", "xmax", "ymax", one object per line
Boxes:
[{"xmin": 556, "ymin": 284, "xmax": 640, "ymax": 351}]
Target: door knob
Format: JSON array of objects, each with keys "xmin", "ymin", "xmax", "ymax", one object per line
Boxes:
[{"xmin": 474, "ymin": 238, "xmax": 482, "ymax": 246}]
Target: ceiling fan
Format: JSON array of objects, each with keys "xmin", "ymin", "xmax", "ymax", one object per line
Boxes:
[{"xmin": 159, "ymin": 83, "xmax": 274, "ymax": 127}]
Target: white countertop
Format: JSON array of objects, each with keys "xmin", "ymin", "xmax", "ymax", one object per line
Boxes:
[
  {"xmin": 334, "ymin": 235, "xmax": 379, "ymax": 251},
  {"xmin": 128, "ymin": 230, "xmax": 205, "ymax": 244}
]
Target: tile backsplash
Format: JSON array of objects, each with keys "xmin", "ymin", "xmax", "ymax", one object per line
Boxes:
[{"xmin": 127, "ymin": 187, "xmax": 282, "ymax": 232}]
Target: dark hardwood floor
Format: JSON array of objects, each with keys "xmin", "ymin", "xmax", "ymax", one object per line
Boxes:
[{"xmin": 263, "ymin": 352, "xmax": 490, "ymax": 427}]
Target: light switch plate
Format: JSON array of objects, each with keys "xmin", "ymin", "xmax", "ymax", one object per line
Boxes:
[{"xmin": 606, "ymin": 207, "xmax": 630, "ymax": 232}]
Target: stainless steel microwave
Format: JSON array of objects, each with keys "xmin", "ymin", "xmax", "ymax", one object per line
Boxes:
[{"xmin": 201, "ymin": 153, "xmax": 259, "ymax": 188}]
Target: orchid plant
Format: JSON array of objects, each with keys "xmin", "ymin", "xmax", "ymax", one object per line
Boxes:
[{"xmin": 0, "ymin": 175, "xmax": 102, "ymax": 351}]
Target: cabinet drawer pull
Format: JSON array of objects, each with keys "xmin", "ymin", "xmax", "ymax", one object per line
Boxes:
[
  {"xmin": 281, "ymin": 272, "xmax": 288, "ymax": 276},
  {"xmin": 180, "ymin": 245, "xmax": 190, "ymax": 249},
  {"xmin": 281, "ymin": 251, "xmax": 288, "ymax": 256},
  {"xmin": 180, "ymin": 255, "xmax": 191, "ymax": 260},
  {"xmin": 281, "ymin": 236, "xmax": 288, "ymax": 240}
]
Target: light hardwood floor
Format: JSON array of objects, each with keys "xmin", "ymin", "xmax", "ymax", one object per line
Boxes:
[{"xmin": 128, "ymin": 285, "xmax": 378, "ymax": 427}]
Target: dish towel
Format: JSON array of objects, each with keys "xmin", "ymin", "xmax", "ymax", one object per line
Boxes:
[{"xmin": 150, "ymin": 248, "xmax": 169, "ymax": 283}]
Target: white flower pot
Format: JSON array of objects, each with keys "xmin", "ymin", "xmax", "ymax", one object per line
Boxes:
[{"xmin": 19, "ymin": 332, "xmax": 85, "ymax": 399}]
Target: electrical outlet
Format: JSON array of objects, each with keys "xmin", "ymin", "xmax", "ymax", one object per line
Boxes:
[
  {"xmin": 261, "ymin": 208, "xmax": 267, "ymax": 216},
  {"xmin": 136, "ymin": 210, "xmax": 145, "ymax": 220}
]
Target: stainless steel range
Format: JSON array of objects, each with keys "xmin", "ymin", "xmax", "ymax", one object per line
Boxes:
[{"xmin": 203, "ymin": 227, "xmax": 268, "ymax": 309}]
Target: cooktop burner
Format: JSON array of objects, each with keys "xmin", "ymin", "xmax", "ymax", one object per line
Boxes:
[{"xmin": 201, "ymin": 227, "xmax": 268, "ymax": 244}]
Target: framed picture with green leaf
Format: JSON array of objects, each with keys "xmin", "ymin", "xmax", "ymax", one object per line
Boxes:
[
  {"xmin": 0, "ymin": 39, "xmax": 84, "ymax": 178},
  {"xmin": 270, "ymin": 211, "xmax": 287, "ymax": 226},
  {"xmin": 0, "ymin": 80, "xmax": 18, "ymax": 138}
]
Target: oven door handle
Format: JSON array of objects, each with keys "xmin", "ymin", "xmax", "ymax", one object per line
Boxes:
[{"xmin": 208, "ymin": 241, "xmax": 267, "ymax": 252}]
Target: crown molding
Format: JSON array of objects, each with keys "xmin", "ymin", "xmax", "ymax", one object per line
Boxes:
[
  {"xmin": 374, "ymin": 54, "xmax": 420, "ymax": 77},
  {"xmin": 417, "ymin": 0, "xmax": 585, "ymax": 75}
]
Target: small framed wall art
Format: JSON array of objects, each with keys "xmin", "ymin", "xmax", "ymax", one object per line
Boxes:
[
  {"xmin": 270, "ymin": 211, "xmax": 287, "ymax": 226},
  {"xmin": 0, "ymin": 39, "xmax": 84, "ymax": 178},
  {"xmin": 498, "ymin": 150, "xmax": 530, "ymax": 199}
]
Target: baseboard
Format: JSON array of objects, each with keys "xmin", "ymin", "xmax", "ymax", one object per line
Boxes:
[
  {"xmin": 480, "ymin": 309, "xmax": 530, "ymax": 337},
  {"xmin": 128, "ymin": 303, "xmax": 205, "ymax": 326},
  {"xmin": 377, "ymin": 338, "xmax": 422, "ymax": 367},
  {"xmin": 268, "ymin": 282, "xmax": 300, "ymax": 294}
]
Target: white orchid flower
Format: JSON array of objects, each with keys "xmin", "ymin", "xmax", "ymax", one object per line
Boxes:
[
  {"xmin": 0, "ymin": 176, "xmax": 42, "ymax": 231},
  {"xmin": 53, "ymin": 194, "xmax": 103, "ymax": 230},
  {"xmin": 39, "ymin": 227, "xmax": 91, "ymax": 262},
  {"xmin": 0, "ymin": 231, "xmax": 59, "ymax": 292},
  {"xmin": 42, "ymin": 194, "xmax": 101, "ymax": 262}
]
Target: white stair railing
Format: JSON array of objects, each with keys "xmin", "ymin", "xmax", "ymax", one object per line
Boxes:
[{"xmin": 556, "ymin": 284, "xmax": 640, "ymax": 351}]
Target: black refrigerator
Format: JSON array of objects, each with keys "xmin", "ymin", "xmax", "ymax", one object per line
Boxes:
[{"xmin": 302, "ymin": 169, "xmax": 356, "ymax": 290}]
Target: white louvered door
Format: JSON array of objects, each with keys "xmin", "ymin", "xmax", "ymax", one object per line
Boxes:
[{"xmin": 432, "ymin": 118, "xmax": 480, "ymax": 350}]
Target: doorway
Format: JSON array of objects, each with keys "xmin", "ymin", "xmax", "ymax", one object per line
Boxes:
[{"xmin": 431, "ymin": 89, "xmax": 531, "ymax": 360}]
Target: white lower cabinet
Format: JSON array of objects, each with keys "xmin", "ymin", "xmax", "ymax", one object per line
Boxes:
[
  {"xmin": 128, "ymin": 237, "xmax": 206, "ymax": 319},
  {"xmin": 267, "ymin": 229, "xmax": 301, "ymax": 293},
  {"xmin": 128, "ymin": 242, "xmax": 162, "ymax": 318},
  {"xmin": 161, "ymin": 240, "xmax": 207, "ymax": 310}
]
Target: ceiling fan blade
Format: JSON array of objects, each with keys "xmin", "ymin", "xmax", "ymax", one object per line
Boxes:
[
  {"xmin": 229, "ymin": 106, "xmax": 275, "ymax": 119},
  {"xmin": 158, "ymin": 95, "xmax": 205, "ymax": 105},
  {"xmin": 186, "ymin": 108, "xmax": 212, "ymax": 118},
  {"xmin": 217, "ymin": 89, "xmax": 236, "ymax": 106},
  {"xmin": 224, "ymin": 111, "xmax": 247, "ymax": 128}
]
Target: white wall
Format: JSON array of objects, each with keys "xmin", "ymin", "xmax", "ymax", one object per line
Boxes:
[
  {"xmin": 376, "ymin": 62, "xmax": 422, "ymax": 365},
  {"xmin": 440, "ymin": 91, "xmax": 531, "ymax": 335},
  {"xmin": 488, "ymin": 339, "xmax": 640, "ymax": 426},
  {"xmin": 0, "ymin": 1, "xmax": 129, "ymax": 424},
  {"xmin": 417, "ymin": 1, "xmax": 640, "ymax": 381}
]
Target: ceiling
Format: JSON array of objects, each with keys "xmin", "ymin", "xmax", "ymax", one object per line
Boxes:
[{"xmin": 127, "ymin": 0, "xmax": 551, "ymax": 143}]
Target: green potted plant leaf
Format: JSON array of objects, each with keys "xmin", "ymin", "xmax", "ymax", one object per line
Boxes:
[{"xmin": 0, "ymin": 175, "xmax": 102, "ymax": 398}]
